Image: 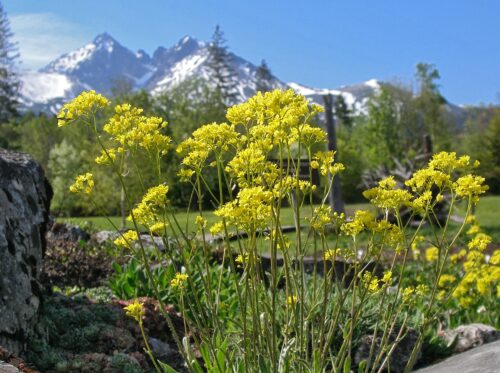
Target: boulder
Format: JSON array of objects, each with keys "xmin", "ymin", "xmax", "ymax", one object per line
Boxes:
[
  {"xmin": 413, "ymin": 339, "xmax": 500, "ymax": 373},
  {"xmin": 46, "ymin": 222, "xmax": 89, "ymax": 243},
  {"xmin": 0, "ymin": 149, "xmax": 52, "ymax": 355},
  {"xmin": 442, "ymin": 323, "xmax": 499, "ymax": 353},
  {"xmin": 354, "ymin": 328, "xmax": 420, "ymax": 373}
]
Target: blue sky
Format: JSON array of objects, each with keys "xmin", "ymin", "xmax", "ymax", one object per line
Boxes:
[{"xmin": 4, "ymin": 0, "xmax": 499, "ymax": 105}]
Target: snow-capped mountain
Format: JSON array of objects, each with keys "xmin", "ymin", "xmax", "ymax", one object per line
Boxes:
[{"xmin": 18, "ymin": 33, "xmax": 384, "ymax": 114}]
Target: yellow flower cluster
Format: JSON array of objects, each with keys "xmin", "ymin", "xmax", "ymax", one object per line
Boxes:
[
  {"xmin": 177, "ymin": 122, "xmax": 240, "ymax": 173},
  {"xmin": 95, "ymin": 148, "xmax": 118, "ymax": 165},
  {"xmin": 309, "ymin": 206, "xmax": 333, "ymax": 231},
  {"xmin": 425, "ymin": 246, "xmax": 439, "ymax": 262},
  {"xmin": 124, "ymin": 299, "xmax": 145, "ymax": 322},
  {"xmin": 311, "ymin": 151, "xmax": 345, "ymax": 176},
  {"xmin": 113, "ymin": 230, "xmax": 139, "ymax": 249},
  {"xmin": 361, "ymin": 270, "xmax": 393, "ymax": 294},
  {"xmin": 286, "ymin": 295, "xmax": 298, "ymax": 306},
  {"xmin": 170, "ymin": 272, "xmax": 189, "ymax": 290},
  {"xmin": 428, "ymin": 152, "xmax": 470, "ymax": 173},
  {"xmin": 129, "ymin": 184, "xmax": 169, "ymax": 229},
  {"xmin": 69, "ymin": 173, "xmax": 94, "ymax": 194},
  {"xmin": 215, "ymin": 186, "xmax": 273, "ymax": 231},
  {"xmin": 402, "ymin": 284, "xmax": 427, "ymax": 304},
  {"xmin": 225, "ymin": 144, "xmax": 274, "ymax": 188},
  {"xmin": 341, "ymin": 210, "xmax": 376, "ymax": 237},
  {"xmin": 226, "ymin": 89, "xmax": 323, "ymax": 147},
  {"xmin": 57, "ymin": 90, "xmax": 108, "ymax": 127},
  {"xmin": 363, "ymin": 176, "xmax": 412, "ymax": 210},
  {"xmin": 323, "ymin": 248, "xmax": 339, "ymax": 261},
  {"xmin": 404, "ymin": 152, "xmax": 487, "ymax": 204},
  {"xmin": 452, "ymin": 228, "xmax": 499, "ymax": 307},
  {"xmin": 103, "ymin": 104, "xmax": 171, "ymax": 156},
  {"xmin": 195, "ymin": 215, "xmax": 207, "ymax": 229},
  {"xmin": 454, "ymin": 175, "xmax": 488, "ymax": 203},
  {"xmin": 438, "ymin": 274, "xmax": 456, "ymax": 288}
]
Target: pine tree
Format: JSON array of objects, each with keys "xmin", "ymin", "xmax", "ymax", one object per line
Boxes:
[
  {"xmin": 206, "ymin": 25, "xmax": 239, "ymax": 106},
  {"xmin": 255, "ymin": 59, "xmax": 273, "ymax": 93},
  {"xmin": 333, "ymin": 94, "xmax": 352, "ymax": 129},
  {"xmin": 0, "ymin": 2, "xmax": 19, "ymax": 123}
]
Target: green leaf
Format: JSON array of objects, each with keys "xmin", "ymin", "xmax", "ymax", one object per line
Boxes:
[
  {"xmin": 344, "ymin": 356, "xmax": 351, "ymax": 373},
  {"xmin": 357, "ymin": 360, "xmax": 367, "ymax": 373}
]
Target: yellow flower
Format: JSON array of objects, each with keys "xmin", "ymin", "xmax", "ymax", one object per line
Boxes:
[
  {"xmin": 195, "ymin": 215, "xmax": 207, "ymax": 229},
  {"xmin": 149, "ymin": 222, "xmax": 167, "ymax": 235},
  {"xmin": 323, "ymin": 248, "xmax": 339, "ymax": 261},
  {"xmin": 363, "ymin": 176, "xmax": 412, "ymax": 210},
  {"xmin": 215, "ymin": 186, "xmax": 273, "ymax": 231},
  {"xmin": 69, "ymin": 173, "xmax": 94, "ymax": 194},
  {"xmin": 466, "ymin": 224, "xmax": 481, "ymax": 236},
  {"xmin": 170, "ymin": 272, "xmax": 189, "ymax": 290},
  {"xmin": 177, "ymin": 122, "xmax": 240, "ymax": 171},
  {"xmin": 177, "ymin": 168, "xmax": 195, "ymax": 182},
  {"xmin": 341, "ymin": 210, "xmax": 375, "ymax": 237},
  {"xmin": 425, "ymin": 246, "xmax": 439, "ymax": 262},
  {"xmin": 114, "ymin": 230, "xmax": 139, "ymax": 249},
  {"xmin": 450, "ymin": 249, "xmax": 467, "ymax": 263},
  {"xmin": 405, "ymin": 168, "xmax": 451, "ymax": 192},
  {"xmin": 415, "ymin": 284, "xmax": 428, "ymax": 297},
  {"xmin": 95, "ymin": 148, "xmax": 117, "ymax": 165},
  {"xmin": 57, "ymin": 90, "xmax": 109, "ymax": 126},
  {"xmin": 312, "ymin": 150, "xmax": 344, "ymax": 176},
  {"xmin": 438, "ymin": 274, "xmax": 456, "ymax": 288},
  {"xmin": 209, "ymin": 221, "xmax": 224, "ymax": 235},
  {"xmin": 454, "ymin": 175, "xmax": 488, "ymax": 203},
  {"xmin": 124, "ymin": 299, "xmax": 145, "ymax": 322},
  {"xmin": 103, "ymin": 104, "xmax": 171, "ymax": 155},
  {"xmin": 286, "ymin": 295, "xmax": 298, "ymax": 306},
  {"xmin": 428, "ymin": 151, "xmax": 470, "ymax": 173},
  {"xmin": 309, "ymin": 206, "xmax": 332, "ymax": 231},
  {"xmin": 490, "ymin": 250, "xmax": 500, "ymax": 265},
  {"xmin": 468, "ymin": 233, "xmax": 491, "ymax": 252},
  {"xmin": 129, "ymin": 184, "xmax": 169, "ymax": 227},
  {"xmin": 402, "ymin": 287, "xmax": 415, "ymax": 303},
  {"xmin": 382, "ymin": 270, "xmax": 393, "ymax": 285}
]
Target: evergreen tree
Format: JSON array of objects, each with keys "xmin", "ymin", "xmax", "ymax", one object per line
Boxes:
[
  {"xmin": 255, "ymin": 59, "xmax": 273, "ymax": 93},
  {"xmin": 0, "ymin": 2, "xmax": 19, "ymax": 124},
  {"xmin": 333, "ymin": 94, "xmax": 352, "ymax": 129},
  {"xmin": 206, "ymin": 25, "xmax": 239, "ymax": 106}
]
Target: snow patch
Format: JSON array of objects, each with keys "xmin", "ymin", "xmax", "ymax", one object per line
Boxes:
[
  {"xmin": 20, "ymin": 71, "xmax": 73, "ymax": 102},
  {"xmin": 153, "ymin": 52, "xmax": 208, "ymax": 92},
  {"xmin": 46, "ymin": 43, "xmax": 96, "ymax": 72},
  {"xmin": 364, "ymin": 79, "xmax": 380, "ymax": 90}
]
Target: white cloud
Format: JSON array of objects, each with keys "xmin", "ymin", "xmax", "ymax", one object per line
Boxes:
[{"xmin": 10, "ymin": 13, "xmax": 89, "ymax": 70}]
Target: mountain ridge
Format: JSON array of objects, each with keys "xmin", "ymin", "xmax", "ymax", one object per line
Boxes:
[{"xmin": 17, "ymin": 32, "xmax": 458, "ymax": 122}]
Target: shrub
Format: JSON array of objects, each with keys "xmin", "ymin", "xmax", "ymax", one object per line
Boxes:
[{"xmin": 58, "ymin": 89, "xmax": 499, "ymax": 372}]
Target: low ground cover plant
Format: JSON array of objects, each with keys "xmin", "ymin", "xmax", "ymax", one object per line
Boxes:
[{"xmin": 57, "ymin": 89, "xmax": 499, "ymax": 372}]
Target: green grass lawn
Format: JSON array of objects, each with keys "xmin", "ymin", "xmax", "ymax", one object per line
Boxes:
[
  {"xmin": 58, "ymin": 202, "xmax": 373, "ymax": 233},
  {"xmin": 58, "ymin": 196, "xmax": 500, "ymax": 249}
]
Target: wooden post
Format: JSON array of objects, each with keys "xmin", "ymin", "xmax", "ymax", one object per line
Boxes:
[{"xmin": 323, "ymin": 93, "xmax": 345, "ymax": 214}]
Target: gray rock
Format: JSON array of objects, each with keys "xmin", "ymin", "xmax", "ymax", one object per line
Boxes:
[
  {"xmin": 443, "ymin": 323, "xmax": 499, "ymax": 353},
  {"xmin": 92, "ymin": 230, "xmax": 167, "ymax": 250},
  {"xmin": 355, "ymin": 328, "xmax": 420, "ymax": 373},
  {"xmin": 0, "ymin": 149, "xmax": 52, "ymax": 355},
  {"xmin": 148, "ymin": 337, "xmax": 176, "ymax": 361},
  {"xmin": 0, "ymin": 361, "xmax": 21, "ymax": 373},
  {"xmin": 91, "ymin": 230, "xmax": 118, "ymax": 245},
  {"xmin": 413, "ymin": 339, "xmax": 500, "ymax": 373},
  {"xmin": 46, "ymin": 221, "xmax": 90, "ymax": 242}
]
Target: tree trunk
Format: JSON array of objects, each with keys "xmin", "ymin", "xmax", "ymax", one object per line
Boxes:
[{"xmin": 323, "ymin": 94, "xmax": 345, "ymax": 214}]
